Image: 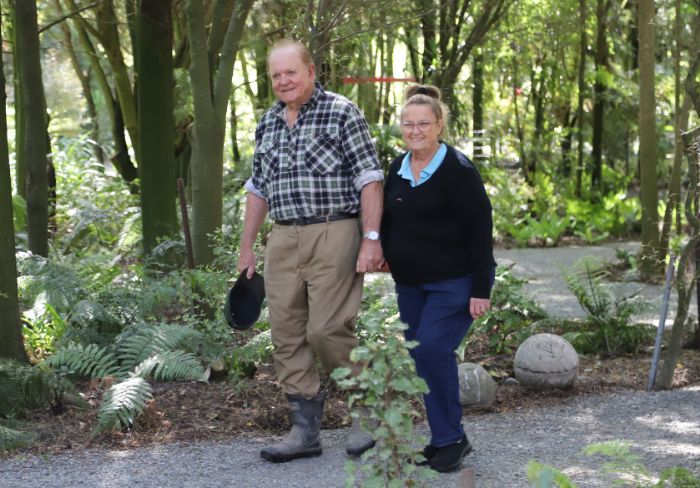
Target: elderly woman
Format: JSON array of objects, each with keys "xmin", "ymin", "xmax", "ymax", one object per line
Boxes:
[{"xmin": 380, "ymin": 84, "xmax": 496, "ymax": 473}]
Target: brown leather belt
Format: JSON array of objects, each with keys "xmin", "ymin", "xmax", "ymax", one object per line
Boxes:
[{"xmin": 275, "ymin": 213, "xmax": 358, "ymax": 226}]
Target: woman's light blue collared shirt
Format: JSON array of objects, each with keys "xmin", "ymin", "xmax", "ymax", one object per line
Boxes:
[{"xmin": 397, "ymin": 143, "xmax": 448, "ymax": 187}]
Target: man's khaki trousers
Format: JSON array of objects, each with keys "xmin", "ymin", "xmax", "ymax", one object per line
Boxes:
[{"xmin": 264, "ymin": 218, "xmax": 364, "ymax": 398}]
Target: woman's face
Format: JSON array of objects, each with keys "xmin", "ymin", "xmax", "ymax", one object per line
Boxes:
[{"xmin": 400, "ymin": 104, "xmax": 443, "ymax": 154}]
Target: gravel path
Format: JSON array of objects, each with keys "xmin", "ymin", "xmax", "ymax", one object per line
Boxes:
[{"xmin": 2, "ymin": 243, "xmax": 699, "ymax": 488}]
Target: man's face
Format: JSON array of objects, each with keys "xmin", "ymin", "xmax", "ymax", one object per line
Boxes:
[{"xmin": 268, "ymin": 46, "xmax": 315, "ymax": 108}]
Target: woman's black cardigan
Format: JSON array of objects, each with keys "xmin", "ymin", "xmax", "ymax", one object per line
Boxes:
[{"xmin": 380, "ymin": 144, "xmax": 496, "ymax": 298}]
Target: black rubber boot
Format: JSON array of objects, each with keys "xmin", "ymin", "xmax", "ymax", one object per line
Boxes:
[
  {"xmin": 260, "ymin": 393, "xmax": 325, "ymax": 463},
  {"xmin": 345, "ymin": 406, "xmax": 377, "ymax": 456}
]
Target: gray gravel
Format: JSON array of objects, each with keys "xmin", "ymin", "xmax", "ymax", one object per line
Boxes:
[
  {"xmin": 2, "ymin": 388, "xmax": 698, "ymax": 487},
  {"xmin": 2, "ymin": 243, "xmax": 699, "ymax": 488}
]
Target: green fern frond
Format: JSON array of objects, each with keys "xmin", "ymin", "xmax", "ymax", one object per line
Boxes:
[
  {"xmin": 44, "ymin": 343, "xmax": 120, "ymax": 379},
  {"xmin": 118, "ymin": 324, "xmax": 203, "ymax": 369},
  {"xmin": 0, "ymin": 359, "xmax": 59, "ymax": 417},
  {"xmin": 95, "ymin": 376, "xmax": 152, "ymax": 433},
  {"xmin": 0, "ymin": 423, "xmax": 36, "ymax": 451},
  {"xmin": 132, "ymin": 351, "xmax": 206, "ymax": 382}
]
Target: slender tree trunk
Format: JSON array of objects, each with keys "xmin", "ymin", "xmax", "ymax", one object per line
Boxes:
[
  {"xmin": 512, "ymin": 56, "xmax": 528, "ymax": 181},
  {"xmin": 93, "ymin": 0, "xmax": 139, "ymax": 154},
  {"xmin": 15, "ymin": 0, "xmax": 49, "ymax": 257},
  {"xmin": 591, "ymin": 0, "xmax": 609, "ymax": 193},
  {"xmin": 655, "ymin": 127, "xmax": 700, "ymax": 388},
  {"xmin": 381, "ymin": 34, "xmax": 394, "ymax": 125},
  {"xmin": 137, "ymin": 0, "xmax": 177, "ymax": 256},
  {"xmin": 472, "ymin": 50, "xmax": 485, "ymax": 159},
  {"xmin": 638, "ymin": 0, "xmax": 660, "ymax": 279},
  {"xmin": 53, "ymin": 0, "xmax": 104, "ymax": 164},
  {"xmin": 65, "ymin": 0, "xmax": 137, "ymax": 182},
  {"xmin": 230, "ymin": 91, "xmax": 241, "ymax": 164},
  {"xmin": 561, "ymin": 108, "xmax": 575, "ymax": 177},
  {"xmin": 187, "ymin": 0, "xmax": 253, "ymax": 266},
  {"xmin": 10, "ymin": 5, "xmax": 25, "ymax": 200},
  {"xmin": 576, "ymin": 0, "xmax": 587, "ymax": 197},
  {"xmin": 420, "ymin": 0, "xmax": 436, "ymax": 82},
  {"xmin": 0, "ymin": 14, "xmax": 27, "ymax": 362}
]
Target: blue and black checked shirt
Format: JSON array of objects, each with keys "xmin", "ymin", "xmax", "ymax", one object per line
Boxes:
[{"xmin": 245, "ymin": 83, "xmax": 383, "ymax": 221}]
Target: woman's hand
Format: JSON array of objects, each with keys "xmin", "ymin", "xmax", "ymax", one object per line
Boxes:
[{"xmin": 469, "ymin": 297, "xmax": 491, "ymax": 320}]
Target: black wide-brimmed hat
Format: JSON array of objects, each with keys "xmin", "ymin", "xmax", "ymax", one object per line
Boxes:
[{"xmin": 224, "ymin": 271, "xmax": 266, "ymax": 330}]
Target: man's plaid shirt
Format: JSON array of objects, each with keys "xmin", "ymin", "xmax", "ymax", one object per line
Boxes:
[{"xmin": 245, "ymin": 84, "xmax": 383, "ymax": 221}]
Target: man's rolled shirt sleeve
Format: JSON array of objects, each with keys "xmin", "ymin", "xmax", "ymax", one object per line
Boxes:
[
  {"xmin": 340, "ymin": 105, "xmax": 384, "ymax": 191},
  {"xmin": 244, "ymin": 177, "xmax": 265, "ymax": 199}
]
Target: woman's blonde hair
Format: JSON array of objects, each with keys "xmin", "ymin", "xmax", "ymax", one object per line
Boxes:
[{"xmin": 401, "ymin": 84, "xmax": 449, "ymax": 137}]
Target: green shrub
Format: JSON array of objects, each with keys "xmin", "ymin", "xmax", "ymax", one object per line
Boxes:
[
  {"xmin": 464, "ymin": 265, "xmax": 547, "ymax": 357},
  {"xmin": 528, "ymin": 441, "xmax": 700, "ymax": 487},
  {"xmin": 563, "ymin": 258, "xmax": 653, "ymax": 356},
  {"xmin": 332, "ymin": 312, "xmax": 434, "ymax": 487}
]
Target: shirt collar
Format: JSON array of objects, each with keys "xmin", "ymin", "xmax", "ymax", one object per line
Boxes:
[
  {"xmin": 397, "ymin": 143, "xmax": 447, "ymax": 187},
  {"xmin": 272, "ymin": 82, "xmax": 325, "ymax": 121}
]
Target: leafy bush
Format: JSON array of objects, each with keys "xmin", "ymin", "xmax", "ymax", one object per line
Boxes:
[
  {"xmin": 332, "ymin": 312, "xmax": 434, "ymax": 487},
  {"xmin": 563, "ymin": 258, "xmax": 654, "ymax": 356},
  {"xmin": 464, "ymin": 265, "xmax": 547, "ymax": 357},
  {"xmin": 0, "ymin": 422, "xmax": 36, "ymax": 452},
  {"xmin": 528, "ymin": 441, "xmax": 700, "ymax": 487},
  {"xmin": 0, "ymin": 359, "xmax": 69, "ymax": 418}
]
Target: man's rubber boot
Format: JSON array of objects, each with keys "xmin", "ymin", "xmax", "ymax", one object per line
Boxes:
[
  {"xmin": 345, "ymin": 406, "xmax": 377, "ymax": 456},
  {"xmin": 260, "ymin": 393, "xmax": 325, "ymax": 462}
]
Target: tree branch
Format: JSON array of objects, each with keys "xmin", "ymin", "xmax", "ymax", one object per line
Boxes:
[{"xmin": 39, "ymin": 0, "xmax": 106, "ymax": 34}]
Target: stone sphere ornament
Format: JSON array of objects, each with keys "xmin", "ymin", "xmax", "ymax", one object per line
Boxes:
[
  {"xmin": 513, "ymin": 333, "xmax": 579, "ymax": 389},
  {"xmin": 457, "ymin": 362, "xmax": 497, "ymax": 407}
]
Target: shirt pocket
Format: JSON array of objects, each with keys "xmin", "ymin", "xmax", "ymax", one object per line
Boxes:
[
  {"xmin": 256, "ymin": 138, "xmax": 280, "ymax": 185},
  {"xmin": 304, "ymin": 132, "xmax": 342, "ymax": 175}
]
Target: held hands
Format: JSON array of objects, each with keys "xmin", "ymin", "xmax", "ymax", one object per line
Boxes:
[
  {"xmin": 356, "ymin": 239, "xmax": 385, "ymax": 273},
  {"xmin": 469, "ymin": 297, "xmax": 491, "ymax": 320},
  {"xmin": 237, "ymin": 247, "xmax": 257, "ymax": 279}
]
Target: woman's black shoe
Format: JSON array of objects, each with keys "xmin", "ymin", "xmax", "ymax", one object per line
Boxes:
[
  {"xmin": 429, "ymin": 435, "xmax": 473, "ymax": 473},
  {"xmin": 415, "ymin": 444, "xmax": 437, "ymax": 466}
]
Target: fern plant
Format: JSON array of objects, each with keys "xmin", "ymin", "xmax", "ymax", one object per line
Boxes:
[
  {"xmin": 44, "ymin": 343, "xmax": 121, "ymax": 379},
  {"xmin": 563, "ymin": 258, "xmax": 653, "ymax": 356},
  {"xmin": 95, "ymin": 376, "xmax": 153, "ymax": 434},
  {"xmin": 116, "ymin": 323, "xmax": 203, "ymax": 369},
  {"xmin": 0, "ymin": 359, "xmax": 67, "ymax": 418},
  {"xmin": 44, "ymin": 323, "xmax": 208, "ymax": 435},
  {"xmin": 0, "ymin": 423, "xmax": 36, "ymax": 452}
]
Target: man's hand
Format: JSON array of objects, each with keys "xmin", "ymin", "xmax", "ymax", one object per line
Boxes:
[
  {"xmin": 469, "ymin": 297, "xmax": 491, "ymax": 320},
  {"xmin": 237, "ymin": 247, "xmax": 257, "ymax": 279},
  {"xmin": 356, "ymin": 239, "xmax": 384, "ymax": 273}
]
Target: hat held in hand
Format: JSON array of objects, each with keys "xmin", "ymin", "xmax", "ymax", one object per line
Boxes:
[{"xmin": 224, "ymin": 271, "xmax": 265, "ymax": 330}]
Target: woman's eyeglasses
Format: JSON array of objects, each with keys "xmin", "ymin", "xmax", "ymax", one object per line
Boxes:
[{"xmin": 400, "ymin": 121, "xmax": 435, "ymax": 133}]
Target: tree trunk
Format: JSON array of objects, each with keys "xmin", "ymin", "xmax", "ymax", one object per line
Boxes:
[
  {"xmin": 10, "ymin": 5, "xmax": 25, "ymax": 200},
  {"xmin": 137, "ymin": 0, "xmax": 178, "ymax": 256},
  {"xmin": 576, "ymin": 0, "xmax": 587, "ymax": 197},
  {"xmin": 93, "ymin": 0, "xmax": 139, "ymax": 155},
  {"xmin": 381, "ymin": 34, "xmax": 394, "ymax": 125},
  {"xmin": 472, "ymin": 50, "xmax": 484, "ymax": 159},
  {"xmin": 187, "ymin": 0, "xmax": 253, "ymax": 266},
  {"xmin": 655, "ymin": 127, "xmax": 700, "ymax": 389},
  {"xmin": 638, "ymin": 0, "xmax": 660, "ymax": 279},
  {"xmin": 0, "ymin": 14, "xmax": 27, "ymax": 363},
  {"xmin": 15, "ymin": 0, "xmax": 49, "ymax": 257},
  {"xmin": 65, "ymin": 0, "xmax": 138, "ymax": 182},
  {"xmin": 591, "ymin": 0, "xmax": 609, "ymax": 193},
  {"xmin": 420, "ymin": 0, "xmax": 437, "ymax": 81},
  {"xmin": 53, "ymin": 0, "xmax": 104, "ymax": 164}
]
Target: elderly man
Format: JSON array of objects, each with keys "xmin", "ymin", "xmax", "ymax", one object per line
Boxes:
[{"xmin": 238, "ymin": 39, "xmax": 384, "ymax": 462}]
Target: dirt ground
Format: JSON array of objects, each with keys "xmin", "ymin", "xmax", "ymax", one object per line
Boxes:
[{"xmin": 12, "ymin": 345, "xmax": 700, "ymax": 457}]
